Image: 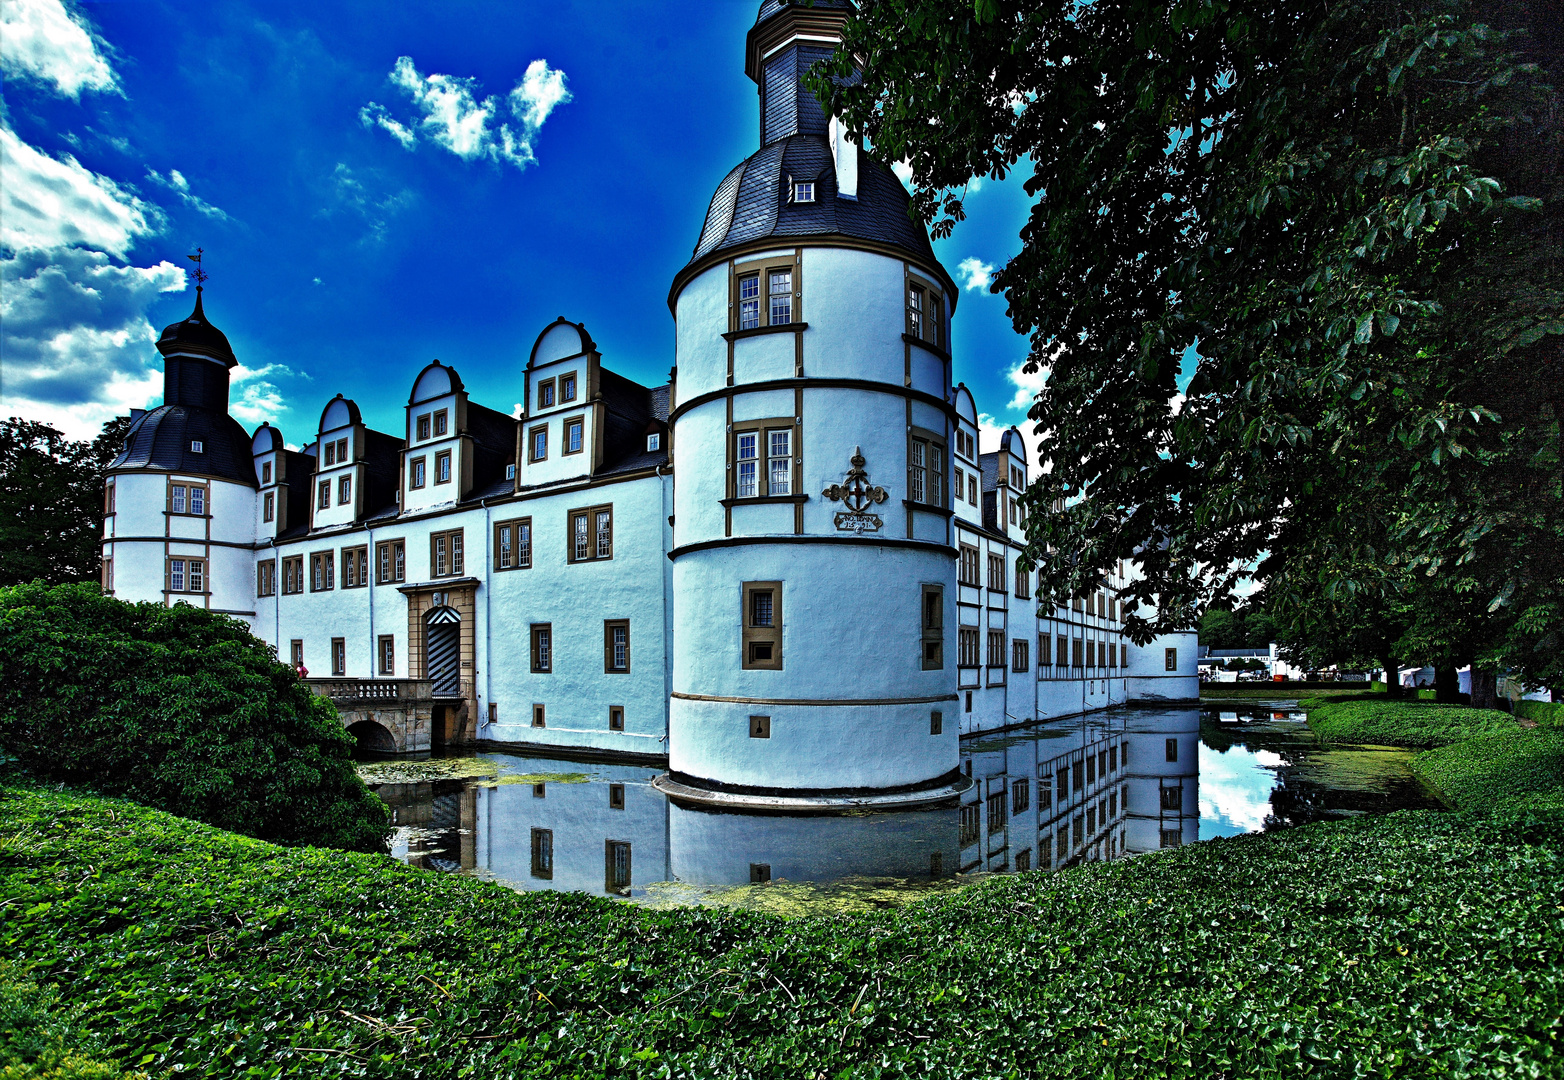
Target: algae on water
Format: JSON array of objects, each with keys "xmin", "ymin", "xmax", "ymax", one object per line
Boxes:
[{"xmin": 356, "ymin": 757, "xmax": 502, "ymax": 785}]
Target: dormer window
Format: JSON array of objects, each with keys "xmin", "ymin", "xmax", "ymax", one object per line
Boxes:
[
  {"xmin": 261, "ymin": 462, "xmax": 272, "ymax": 484},
  {"xmin": 538, "ymin": 378, "xmax": 556, "ymax": 410},
  {"xmin": 190, "ymin": 440, "xmax": 203, "ymax": 453},
  {"xmin": 416, "ymin": 414, "xmax": 431, "ymax": 441},
  {"xmin": 794, "ymin": 180, "xmax": 814, "ymax": 203},
  {"xmin": 647, "ymin": 433, "xmax": 660, "ymax": 452},
  {"xmin": 433, "ymin": 410, "xmax": 448, "ymax": 437},
  {"xmin": 324, "ymin": 442, "xmax": 335, "ymax": 466},
  {"xmin": 561, "ymin": 373, "xmax": 577, "ymax": 402}
]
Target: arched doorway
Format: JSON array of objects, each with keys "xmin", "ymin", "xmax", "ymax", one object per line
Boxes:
[
  {"xmin": 346, "ymin": 719, "xmax": 398, "ymax": 756},
  {"xmin": 425, "ymin": 606, "xmax": 461, "ymax": 697}
]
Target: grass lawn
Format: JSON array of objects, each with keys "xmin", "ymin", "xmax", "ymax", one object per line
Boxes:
[
  {"xmin": 2, "ymin": 780, "xmax": 1562, "ymax": 1079},
  {"xmin": 1303, "ymin": 699, "xmax": 1524, "ymax": 748},
  {"xmin": 1200, "ymin": 683, "xmax": 1376, "ymax": 700}
]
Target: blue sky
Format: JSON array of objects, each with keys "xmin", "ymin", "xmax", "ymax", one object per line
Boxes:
[{"xmin": 1, "ymin": 0, "xmax": 1042, "ymax": 449}]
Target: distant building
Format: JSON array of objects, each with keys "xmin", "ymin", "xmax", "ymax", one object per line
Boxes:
[{"xmin": 101, "ymin": 0, "xmax": 1196, "ymax": 807}]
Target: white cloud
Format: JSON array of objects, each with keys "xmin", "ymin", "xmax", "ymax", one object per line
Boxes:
[
  {"xmin": 323, "ymin": 162, "xmax": 413, "ymax": 244},
  {"xmin": 0, "ymin": 248, "xmax": 186, "ymax": 439},
  {"xmin": 965, "ymin": 176, "xmax": 983, "ymax": 194},
  {"xmin": 1003, "ymin": 358, "xmax": 1049, "ymax": 413},
  {"xmin": 229, "ymin": 363, "xmax": 292, "ymax": 426},
  {"xmin": 145, "ymin": 167, "xmax": 233, "ymax": 222},
  {"xmin": 0, "ymin": 125, "xmax": 160, "ymax": 257},
  {"xmin": 362, "ymin": 55, "xmax": 571, "ymax": 170},
  {"xmin": 976, "ymin": 412, "xmax": 1010, "ymax": 455},
  {"xmin": 0, "ymin": 0, "xmax": 118, "ymax": 98},
  {"xmin": 956, "ymin": 256, "xmax": 995, "ymax": 293}
]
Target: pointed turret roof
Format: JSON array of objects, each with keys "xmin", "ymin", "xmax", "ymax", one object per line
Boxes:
[{"xmin": 156, "ymin": 288, "xmax": 236, "ymax": 368}]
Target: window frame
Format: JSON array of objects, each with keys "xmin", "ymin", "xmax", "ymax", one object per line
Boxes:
[
  {"xmin": 906, "ymin": 277, "xmax": 944, "ymax": 349},
  {"xmin": 1165, "ymin": 647, "xmax": 1178, "ymax": 672},
  {"xmin": 434, "ymin": 449, "xmax": 452, "ymax": 485},
  {"xmin": 430, "ymin": 529, "xmax": 465, "ymax": 578},
  {"xmin": 341, "ymin": 545, "xmax": 368, "ymax": 589},
  {"xmin": 1014, "ymin": 556, "xmax": 1029, "ymax": 599},
  {"xmin": 262, "ymin": 490, "xmax": 275, "ymax": 523},
  {"xmin": 416, "ymin": 413, "xmax": 431, "ymax": 441},
  {"xmin": 433, "ymin": 409, "xmax": 448, "ymax": 437},
  {"xmin": 376, "ymin": 539, "xmax": 406, "ymax": 584},
  {"xmin": 528, "ymin": 424, "xmax": 548, "ymax": 463},
  {"xmin": 331, "ymin": 637, "xmax": 346, "ymax": 677},
  {"xmin": 281, "ymin": 555, "xmax": 304, "ymax": 595},
  {"xmin": 317, "ymin": 479, "xmax": 331, "ymax": 510},
  {"xmin": 530, "ymin": 827, "xmax": 553, "ymax": 879},
  {"xmin": 167, "ymin": 482, "xmax": 209, "ymax": 517},
  {"xmin": 730, "ymin": 254, "xmax": 800, "ymax": 331},
  {"xmin": 920, "ymin": 583, "xmax": 944, "ymax": 670},
  {"xmin": 728, "ymin": 417, "xmax": 797, "ymax": 500},
  {"xmin": 908, "ymin": 426, "xmax": 946, "ymax": 507},
  {"xmin": 378, "ymin": 634, "xmax": 395, "ymax": 676},
  {"xmin": 310, "ymin": 550, "xmax": 335, "ymax": 592},
  {"xmin": 494, "ymin": 517, "xmax": 533, "ymax": 571},
  {"xmin": 338, "ymin": 475, "xmax": 352, "ymax": 505},
  {"xmin": 603, "ymin": 619, "xmax": 630, "ymax": 674},
  {"xmin": 257, "ymin": 559, "xmax": 276, "ymax": 597},
  {"xmin": 409, "ymin": 456, "xmax": 426, "ymax": 489},
  {"xmin": 741, "ymin": 580, "xmax": 783, "ymax": 670},
  {"xmin": 1012, "ymin": 637, "xmax": 1029, "ymax": 674},
  {"xmin": 563, "ymin": 415, "xmax": 585, "ymax": 456},
  {"xmin": 560, "ymin": 372, "xmax": 577, "ymax": 403},
  {"xmin": 957, "ymin": 626, "xmax": 981, "ymax": 668},
  {"xmin": 537, "ymin": 378, "xmax": 556, "ymax": 411},
  {"xmin": 531, "ymin": 624, "xmax": 552, "ymax": 674},
  {"xmin": 608, "ymin": 706, "xmax": 625, "ymax": 731},
  {"xmin": 986, "ymin": 552, "xmax": 1006, "ymax": 593},
  {"xmin": 958, "ymin": 544, "xmax": 980, "ymax": 586},
  {"xmin": 986, "ymin": 629, "xmax": 1006, "ymax": 669},
  {"xmin": 566, "ymin": 503, "xmax": 613, "ymax": 563}
]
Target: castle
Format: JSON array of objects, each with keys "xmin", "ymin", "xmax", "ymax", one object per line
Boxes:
[{"xmin": 102, "ymin": 0, "xmax": 1197, "ymax": 809}]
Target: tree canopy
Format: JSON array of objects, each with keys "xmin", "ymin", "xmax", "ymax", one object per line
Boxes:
[
  {"xmin": 0, "ymin": 416, "xmax": 130, "ymax": 587},
  {"xmin": 818, "ymin": 0, "xmax": 1562, "ymax": 693}
]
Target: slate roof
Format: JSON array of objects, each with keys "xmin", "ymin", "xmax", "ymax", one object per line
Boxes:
[
  {"xmin": 156, "ymin": 289, "xmax": 235, "ymax": 368},
  {"xmin": 690, "ymin": 134, "xmax": 933, "ymax": 265},
  {"xmin": 110, "ymin": 404, "xmax": 256, "ymax": 486},
  {"xmin": 755, "ymin": 0, "xmax": 854, "ymax": 25}
]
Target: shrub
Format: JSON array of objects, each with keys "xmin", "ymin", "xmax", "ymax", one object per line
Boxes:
[
  {"xmin": 0, "ymin": 961, "xmax": 145, "ymax": 1080},
  {"xmin": 0, "ymin": 582, "xmax": 389, "ymax": 853},
  {"xmin": 3, "ymin": 783, "xmax": 1562, "ymax": 1079},
  {"xmin": 1305, "ymin": 699, "xmax": 1522, "ymax": 748},
  {"xmin": 1413, "ymin": 732, "xmax": 1564, "ymax": 815},
  {"xmin": 1516, "ymin": 699, "xmax": 1564, "ymax": 729}
]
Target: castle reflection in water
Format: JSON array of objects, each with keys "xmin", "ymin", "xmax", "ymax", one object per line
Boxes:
[{"xmin": 377, "ymin": 706, "xmax": 1208, "ymax": 898}]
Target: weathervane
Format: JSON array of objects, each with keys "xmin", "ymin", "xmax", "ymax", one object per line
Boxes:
[{"xmin": 187, "ymin": 247, "xmax": 208, "ymax": 290}]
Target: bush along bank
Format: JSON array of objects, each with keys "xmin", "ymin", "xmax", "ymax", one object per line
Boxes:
[
  {"xmin": 1302, "ymin": 698, "xmax": 1525, "ymax": 747},
  {"xmin": 0, "ymin": 582, "xmax": 389, "ymax": 852},
  {"xmin": 2, "ymin": 781, "xmax": 1561, "ymax": 1079}
]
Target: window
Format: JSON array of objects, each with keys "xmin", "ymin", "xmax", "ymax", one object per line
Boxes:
[
  {"xmin": 1108, "ymin": 641, "xmax": 1117, "ymax": 668},
  {"xmin": 1015, "ymin": 557, "xmax": 1029, "ymax": 599},
  {"xmin": 531, "ymin": 625, "xmax": 552, "ymax": 673},
  {"xmin": 324, "ymin": 441, "xmax": 336, "ymax": 466},
  {"xmin": 909, "ymin": 434, "xmax": 944, "ymax": 505},
  {"xmin": 167, "ymin": 557, "xmax": 204, "ymax": 593},
  {"xmin": 561, "ymin": 373, "xmax": 577, "ymax": 402},
  {"xmin": 604, "ymin": 841, "xmax": 632, "ymax": 896},
  {"xmin": 410, "ymin": 457, "xmax": 426, "ymax": 488},
  {"xmin": 261, "ymin": 462, "xmax": 273, "ymax": 484},
  {"xmin": 263, "ymin": 491, "xmax": 275, "ymax": 522},
  {"xmin": 1012, "ymin": 637, "xmax": 1029, "ymax": 673},
  {"xmin": 433, "ymin": 410, "xmax": 448, "ymax": 437},
  {"xmin": 954, "ymin": 466, "xmax": 964, "ymax": 502},
  {"xmin": 531, "ymin": 828, "xmax": 553, "ymax": 879},
  {"xmin": 190, "ymin": 440, "xmax": 203, "ymax": 453},
  {"xmin": 538, "ymin": 379, "xmax": 556, "ymax": 410},
  {"xmin": 1038, "ymin": 633, "xmax": 1052, "ymax": 668},
  {"xmin": 1038, "ymin": 772, "xmax": 1052, "ymax": 808},
  {"xmin": 1085, "ymin": 638, "xmax": 1095, "ymax": 671},
  {"xmin": 169, "ymin": 483, "xmax": 207, "ymax": 515},
  {"xmin": 567, "ymin": 504, "xmax": 613, "ymax": 562},
  {"xmin": 435, "ymin": 450, "xmax": 451, "ymax": 485},
  {"xmin": 282, "ymin": 555, "xmax": 304, "ymax": 594},
  {"xmin": 378, "ymin": 635, "xmax": 395, "ymax": 675},
  {"xmin": 968, "ymin": 473, "xmax": 977, "ymax": 504},
  {"xmin": 1122, "ymin": 642, "xmax": 1129, "ymax": 668},
  {"xmin": 316, "ymin": 480, "xmax": 330, "ymax": 510},
  {"xmin": 533, "ymin": 703, "xmax": 547, "ymax": 727},
  {"xmin": 104, "ymin": 480, "xmax": 116, "ymax": 515},
  {"xmin": 290, "ymin": 640, "xmax": 304, "ymax": 668},
  {"xmin": 336, "ymin": 437, "xmax": 349, "ymax": 463},
  {"xmin": 564, "ymin": 417, "xmax": 584, "ymax": 455},
  {"xmin": 1056, "ymin": 768, "xmax": 1068, "ymax": 802},
  {"xmin": 1057, "ymin": 828, "xmax": 1069, "ymax": 860},
  {"xmin": 1166, "ymin": 738, "xmax": 1179, "ymax": 763},
  {"xmin": 738, "ymin": 272, "xmax": 761, "ymax": 330},
  {"xmin": 956, "ymin": 429, "xmax": 974, "ymax": 459},
  {"xmin": 1109, "ymin": 744, "xmax": 1118, "ymax": 772},
  {"xmin": 920, "ymin": 584, "xmax": 944, "ymax": 669},
  {"xmin": 609, "ymin": 706, "xmax": 625, "ymax": 731},
  {"xmin": 930, "ymin": 710, "xmax": 943, "ymax": 735},
  {"xmin": 1161, "ymin": 786, "xmax": 1182, "ymax": 811},
  {"xmin": 495, "ymin": 518, "xmax": 532, "ymax": 570},
  {"xmin": 102, "ymin": 557, "xmax": 113, "ymax": 591},
  {"xmin": 751, "ymin": 863, "xmax": 772, "ymax": 883},
  {"xmin": 647, "ymin": 433, "xmax": 661, "ymax": 452},
  {"xmin": 1087, "ymin": 805, "xmax": 1097, "ymax": 834},
  {"xmin": 338, "ymin": 475, "xmax": 352, "ymax": 505},
  {"xmin": 431, "ymin": 529, "xmax": 464, "ymax": 577},
  {"xmin": 1087, "ymin": 754, "xmax": 1097, "ymax": 784},
  {"xmin": 1165, "ymin": 647, "xmax": 1178, "ymax": 671},
  {"xmin": 742, "ymin": 581, "xmax": 782, "ymax": 669},
  {"xmin": 959, "ymin": 804, "xmax": 980, "ymax": 847},
  {"xmin": 986, "ymin": 789, "xmax": 1007, "ymax": 831},
  {"xmin": 731, "ymin": 421, "xmax": 795, "ymax": 499},
  {"xmin": 342, "ymin": 546, "xmax": 368, "ymax": 588},
  {"xmin": 416, "ymin": 414, "xmax": 431, "ymax": 441},
  {"xmin": 986, "ymin": 629, "xmax": 1005, "ymax": 668},
  {"xmin": 749, "ymin": 714, "xmax": 771, "ymax": 739},
  {"xmin": 1058, "ymin": 634, "xmax": 1070, "ymax": 672},
  {"xmin": 958, "ymin": 545, "xmax": 980, "ymax": 585},
  {"xmin": 986, "ymin": 553, "xmax": 1005, "ymax": 591},
  {"xmin": 331, "ymin": 638, "xmax": 346, "ymax": 676},
  {"xmin": 1012, "ymin": 778, "xmax": 1030, "ymax": 815},
  {"xmin": 793, "ymin": 179, "xmax": 814, "ymax": 202},
  {"xmin": 1073, "ymin": 760, "xmax": 1084, "ymax": 792},
  {"xmin": 1161, "ymin": 829, "xmax": 1181, "ymax": 849},
  {"xmin": 1109, "ymin": 791, "xmax": 1117, "ymax": 817},
  {"xmin": 907, "ymin": 281, "xmax": 943, "ymax": 347},
  {"xmin": 1073, "ymin": 637, "xmax": 1084, "ymax": 669},
  {"xmin": 1098, "ymin": 641, "xmax": 1108, "ymax": 668},
  {"xmin": 604, "ymin": 620, "xmax": 630, "ymax": 673},
  {"xmin": 377, "ymin": 540, "xmax": 405, "ymax": 584},
  {"xmin": 958, "ymin": 627, "xmax": 981, "ymax": 667},
  {"xmin": 768, "ymin": 268, "xmax": 792, "ymax": 324},
  {"xmin": 310, "ymin": 551, "xmax": 334, "ymax": 591},
  {"xmin": 529, "ymin": 425, "xmax": 548, "ymax": 462},
  {"xmin": 257, "ymin": 560, "xmax": 276, "ymax": 597}
]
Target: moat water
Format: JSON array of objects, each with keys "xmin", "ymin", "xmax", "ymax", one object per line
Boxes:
[{"xmin": 361, "ymin": 702, "xmax": 1442, "ymax": 912}]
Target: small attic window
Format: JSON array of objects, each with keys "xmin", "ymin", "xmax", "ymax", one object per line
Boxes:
[
  {"xmin": 190, "ymin": 440, "xmax": 204, "ymax": 453},
  {"xmin": 506, "ymin": 464, "xmax": 517, "ymax": 480},
  {"xmin": 647, "ymin": 433, "xmax": 661, "ymax": 452},
  {"xmin": 793, "ymin": 181, "xmax": 815, "ymax": 203}
]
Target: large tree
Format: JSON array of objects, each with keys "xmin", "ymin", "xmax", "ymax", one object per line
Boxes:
[
  {"xmin": 0, "ymin": 416, "xmax": 130, "ymax": 587},
  {"xmin": 818, "ymin": 0, "xmax": 1562, "ymax": 691}
]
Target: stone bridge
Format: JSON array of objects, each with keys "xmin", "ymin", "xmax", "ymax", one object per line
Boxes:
[{"xmin": 307, "ymin": 678, "xmax": 474, "ymax": 753}]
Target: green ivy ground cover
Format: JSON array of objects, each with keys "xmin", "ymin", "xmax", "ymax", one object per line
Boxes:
[
  {"xmin": 3, "ymin": 781, "xmax": 1561, "ymax": 1079},
  {"xmin": 1413, "ymin": 733, "xmax": 1564, "ymax": 816},
  {"xmin": 1304, "ymin": 700, "xmax": 1523, "ymax": 748},
  {"xmin": 1198, "ymin": 684, "xmax": 1372, "ymax": 700},
  {"xmin": 1516, "ymin": 700, "xmax": 1564, "ymax": 729}
]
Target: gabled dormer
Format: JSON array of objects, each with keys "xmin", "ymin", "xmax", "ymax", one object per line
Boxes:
[
  {"xmin": 310, "ymin": 395, "xmax": 404, "ymax": 530},
  {"xmin": 521, "ymin": 318, "xmax": 602, "ymax": 488},
  {"xmin": 251, "ymin": 423, "xmax": 313, "ymax": 539},
  {"xmin": 402, "ymin": 360, "xmax": 515, "ymax": 514},
  {"xmin": 950, "ymin": 384, "xmax": 982, "ymax": 526},
  {"xmin": 980, "ymin": 427, "xmax": 1029, "ymax": 541}
]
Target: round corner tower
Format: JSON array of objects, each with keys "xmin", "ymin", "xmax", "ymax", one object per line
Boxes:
[{"xmin": 659, "ymin": 0, "xmax": 964, "ymax": 808}]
